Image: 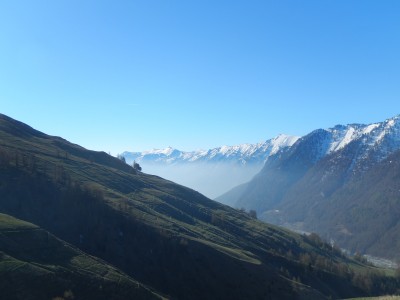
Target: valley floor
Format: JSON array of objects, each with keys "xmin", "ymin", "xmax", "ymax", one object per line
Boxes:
[{"xmin": 280, "ymin": 223, "xmax": 399, "ymax": 270}]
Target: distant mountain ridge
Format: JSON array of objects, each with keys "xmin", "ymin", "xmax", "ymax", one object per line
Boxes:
[
  {"xmin": 291, "ymin": 115, "xmax": 400, "ymax": 167},
  {"xmin": 122, "ymin": 134, "xmax": 299, "ymax": 198},
  {"xmin": 123, "ymin": 116, "xmax": 400, "ymax": 199},
  {"xmin": 218, "ymin": 114, "xmax": 400, "ymax": 260},
  {"xmin": 123, "ymin": 115, "xmax": 400, "ymax": 170},
  {"xmin": 122, "ymin": 134, "xmax": 299, "ymax": 165}
]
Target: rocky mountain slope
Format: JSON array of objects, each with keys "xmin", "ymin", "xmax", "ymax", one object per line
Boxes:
[{"xmin": 218, "ymin": 115, "xmax": 400, "ymax": 260}]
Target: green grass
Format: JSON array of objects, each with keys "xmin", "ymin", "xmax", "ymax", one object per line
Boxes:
[
  {"xmin": 0, "ymin": 213, "xmax": 162, "ymax": 300},
  {"xmin": 0, "ymin": 213, "xmax": 37, "ymax": 230}
]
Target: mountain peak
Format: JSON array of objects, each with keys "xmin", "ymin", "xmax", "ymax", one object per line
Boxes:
[
  {"xmin": 296, "ymin": 115, "xmax": 400, "ymax": 159},
  {"xmin": 145, "ymin": 146, "xmax": 178, "ymax": 156},
  {"xmin": 122, "ymin": 134, "xmax": 300, "ymax": 166},
  {"xmin": 384, "ymin": 114, "xmax": 400, "ymax": 127}
]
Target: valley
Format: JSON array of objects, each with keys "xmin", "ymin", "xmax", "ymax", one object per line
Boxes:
[
  {"xmin": 123, "ymin": 115, "xmax": 400, "ymax": 263},
  {"xmin": 1, "ymin": 113, "xmax": 399, "ymax": 299},
  {"xmin": 122, "ymin": 134, "xmax": 298, "ymax": 198},
  {"xmin": 3, "ymin": 1, "xmax": 399, "ymax": 298}
]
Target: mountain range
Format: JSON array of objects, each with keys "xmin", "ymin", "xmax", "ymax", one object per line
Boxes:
[
  {"xmin": 122, "ymin": 134, "xmax": 299, "ymax": 198},
  {"xmin": 218, "ymin": 115, "xmax": 400, "ymax": 260},
  {"xmin": 123, "ymin": 134, "xmax": 299, "ymax": 165},
  {"xmin": 1, "ymin": 113, "xmax": 397, "ymax": 299}
]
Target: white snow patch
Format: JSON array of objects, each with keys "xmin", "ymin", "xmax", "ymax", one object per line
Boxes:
[
  {"xmin": 335, "ymin": 127, "xmax": 356, "ymax": 151},
  {"xmin": 123, "ymin": 134, "xmax": 300, "ymax": 166},
  {"xmin": 362, "ymin": 123, "xmax": 379, "ymax": 135}
]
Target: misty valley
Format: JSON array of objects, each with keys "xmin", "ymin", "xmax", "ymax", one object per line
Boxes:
[{"xmin": 122, "ymin": 115, "xmax": 400, "ymax": 264}]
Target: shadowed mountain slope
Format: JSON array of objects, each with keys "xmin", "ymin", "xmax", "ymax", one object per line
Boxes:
[
  {"xmin": 0, "ymin": 113, "xmax": 397, "ymax": 299},
  {"xmin": 220, "ymin": 116, "xmax": 400, "ymax": 260},
  {"xmin": 0, "ymin": 213, "xmax": 161, "ymax": 300}
]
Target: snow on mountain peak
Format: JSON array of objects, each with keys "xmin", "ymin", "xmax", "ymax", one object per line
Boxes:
[
  {"xmin": 361, "ymin": 123, "xmax": 380, "ymax": 135},
  {"xmin": 300, "ymin": 115, "xmax": 400, "ymax": 166},
  {"xmin": 141, "ymin": 146, "xmax": 175, "ymax": 156},
  {"xmin": 122, "ymin": 134, "xmax": 300, "ymax": 166},
  {"xmin": 270, "ymin": 134, "xmax": 300, "ymax": 155},
  {"xmin": 121, "ymin": 115, "xmax": 400, "ymax": 169},
  {"xmin": 327, "ymin": 125, "xmax": 359, "ymax": 153}
]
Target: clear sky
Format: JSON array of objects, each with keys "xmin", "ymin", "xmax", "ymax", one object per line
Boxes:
[{"xmin": 1, "ymin": 1, "xmax": 400, "ymax": 154}]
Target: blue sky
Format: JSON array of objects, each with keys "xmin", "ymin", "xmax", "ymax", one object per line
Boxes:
[{"xmin": 1, "ymin": 1, "xmax": 400, "ymax": 154}]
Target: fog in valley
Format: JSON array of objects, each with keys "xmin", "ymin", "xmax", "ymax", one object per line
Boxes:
[{"xmin": 132, "ymin": 162, "xmax": 263, "ymax": 199}]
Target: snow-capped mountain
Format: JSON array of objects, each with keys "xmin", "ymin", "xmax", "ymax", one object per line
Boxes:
[
  {"xmin": 222, "ymin": 114, "xmax": 400, "ymax": 208},
  {"xmin": 121, "ymin": 134, "xmax": 299, "ymax": 199},
  {"xmin": 318, "ymin": 115, "xmax": 399, "ymax": 158},
  {"xmin": 123, "ymin": 115, "xmax": 400, "ymax": 168},
  {"xmin": 289, "ymin": 115, "xmax": 400, "ymax": 171},
  {"xmin": 122, "ymin": 134, "xmax": 299, "ymax": 166},
  {"xmin": 218, "ymin": 114, "xmax": 400, "ymax": 260}
]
